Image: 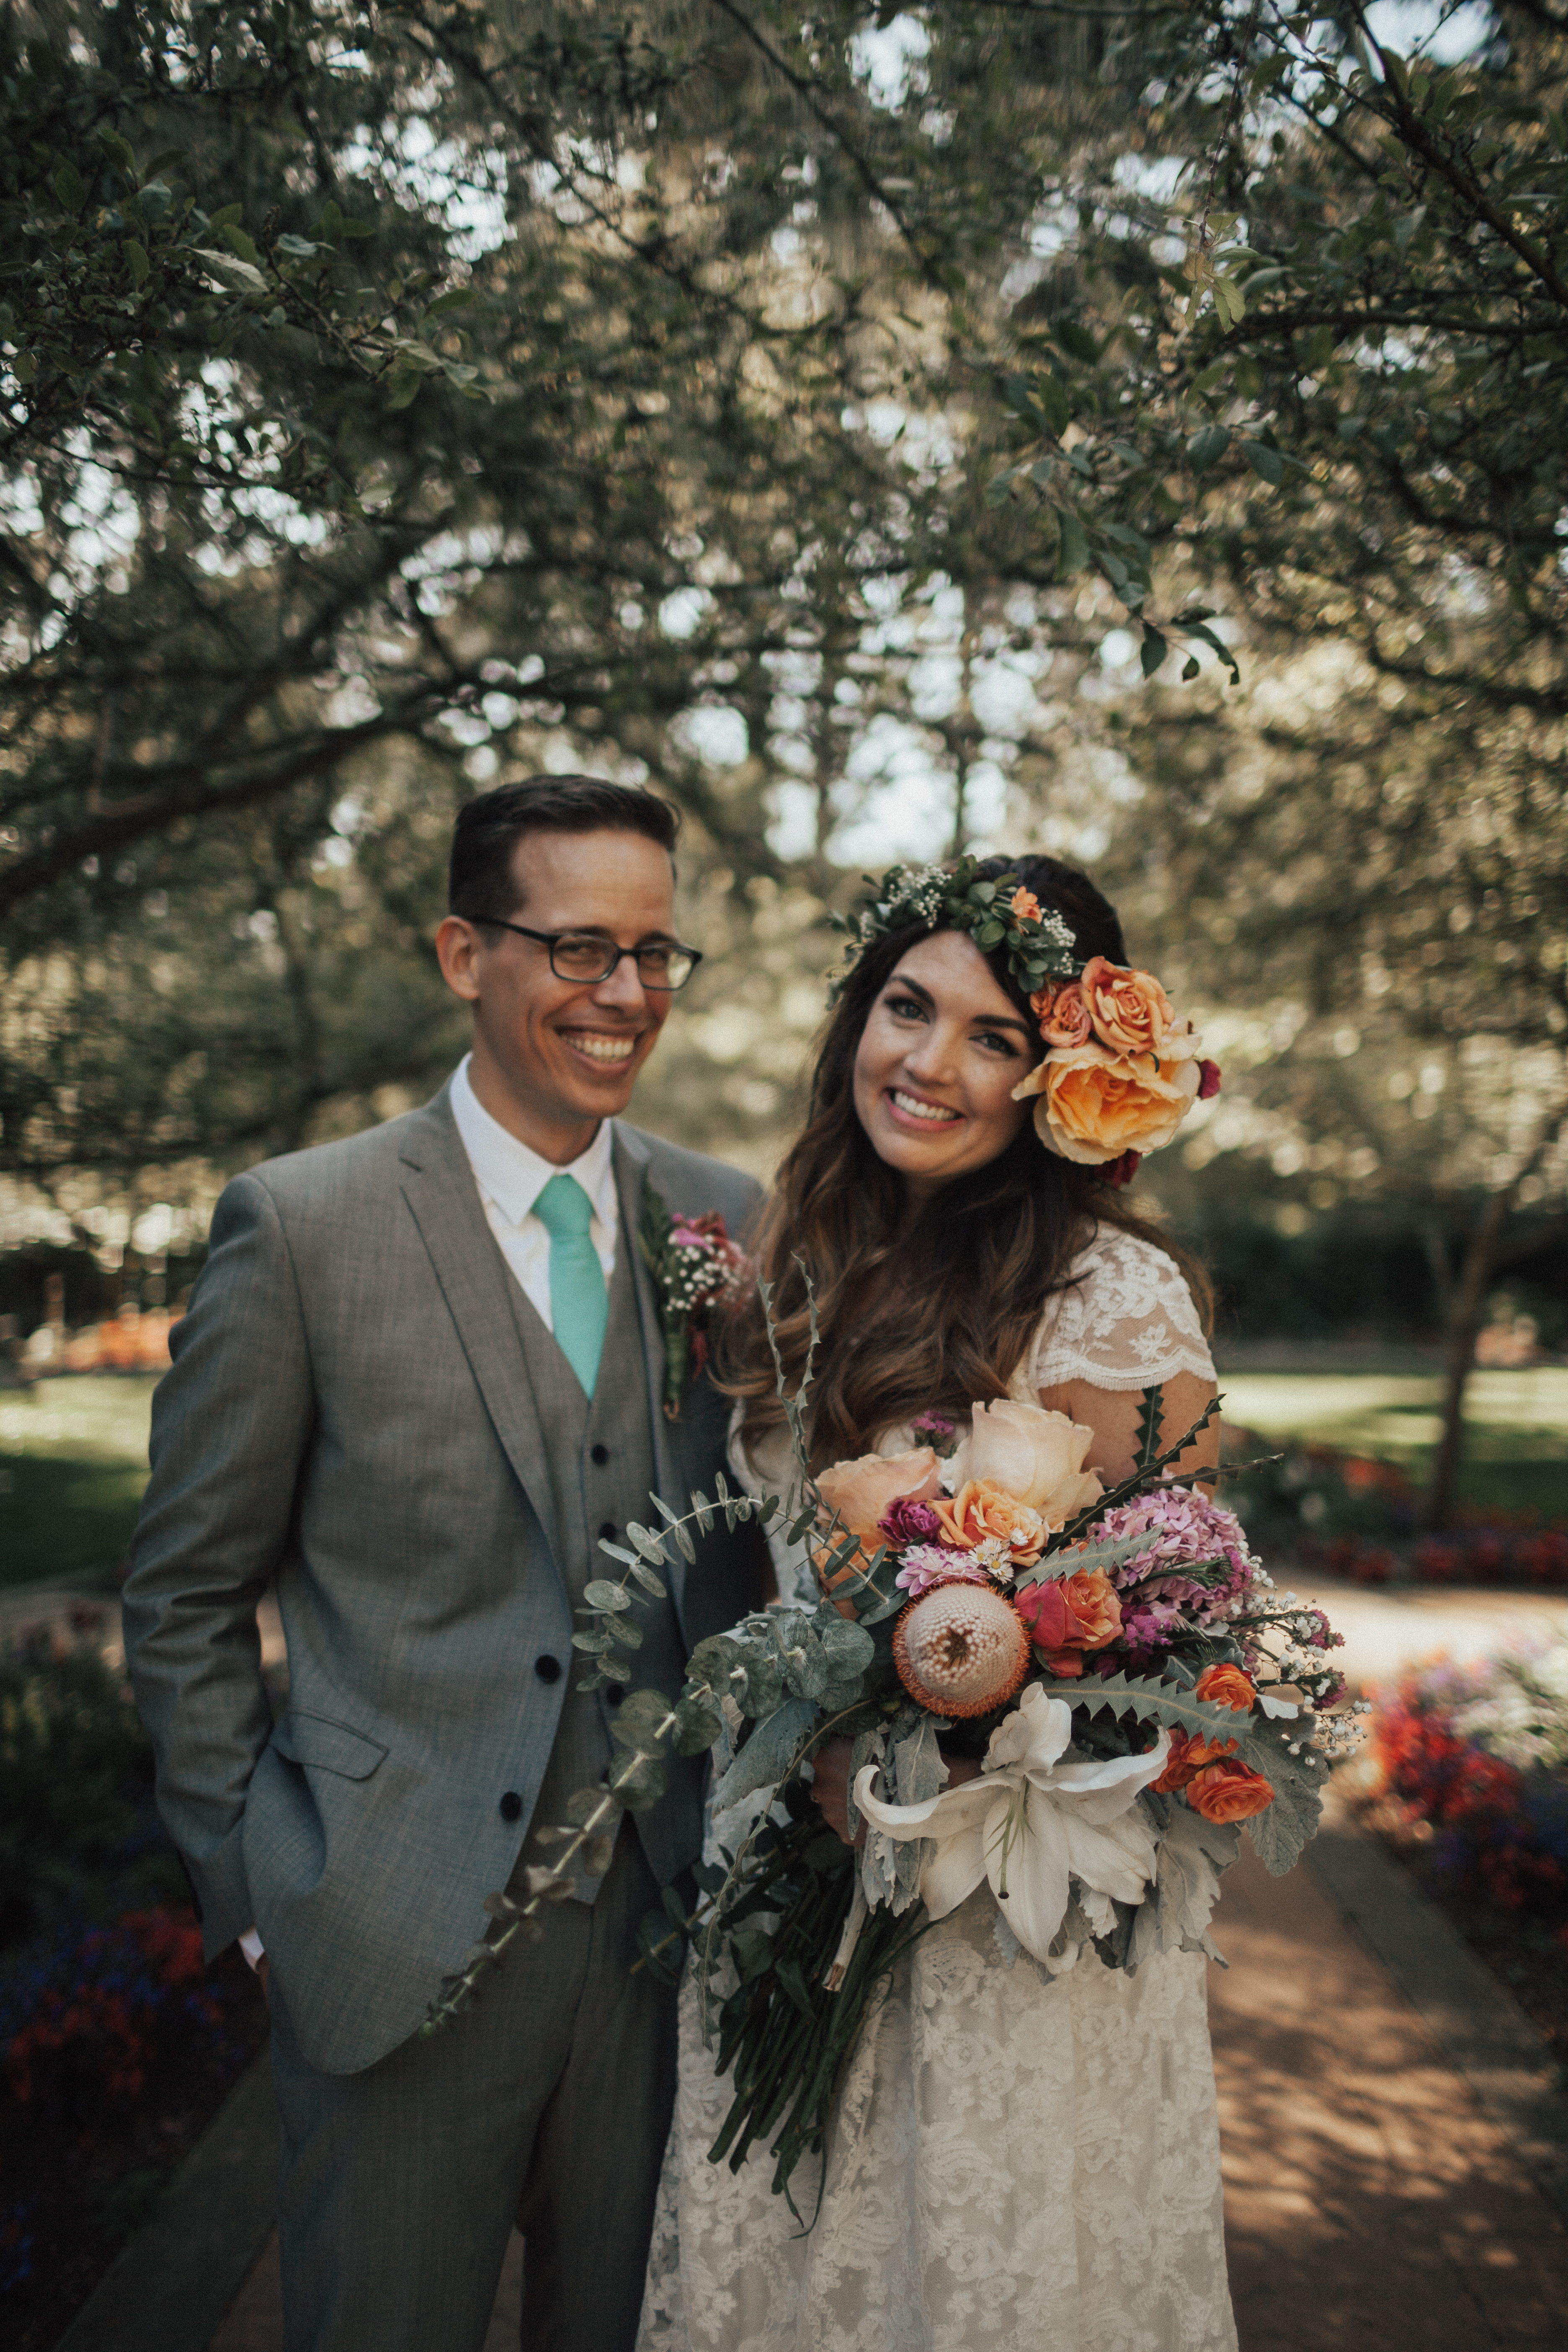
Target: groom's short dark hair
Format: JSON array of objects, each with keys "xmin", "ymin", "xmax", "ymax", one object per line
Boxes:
[{"xmin": 448, "ymin": 776, "xmax": 681, "ymax": 921}]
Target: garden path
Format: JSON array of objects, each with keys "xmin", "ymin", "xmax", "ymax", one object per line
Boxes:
[{"xmin": 203, "ymin": 1810, "xmax": 1568, "ymax": 2352}]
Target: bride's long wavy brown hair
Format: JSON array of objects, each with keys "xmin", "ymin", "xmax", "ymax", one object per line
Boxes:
[{"xmin": 722, "ymin": 853, "xmax": 1212, "ymax": 1467}]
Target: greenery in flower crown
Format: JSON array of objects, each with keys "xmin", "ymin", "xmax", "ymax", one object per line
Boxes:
[{"xmin": 829, "ymin": 856, "xmax": 1081, "ymax": 1005}]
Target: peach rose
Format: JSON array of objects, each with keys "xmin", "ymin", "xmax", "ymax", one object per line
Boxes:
[
  {"xmin": 817, "ymin": 1446, "xmax": 941, "ymax": 1541},
  {"xmin": 1194, "ymin": 1664, "xmax": 1259, "ymax": 1714},
  {"xmin": 1013, "ymin": 1040, "xmax": 1201, "ymax": 1165},
  {"xmin": 1032, "ymin": 978, "xmax": 1093, "ymax": 1049},
  {"xmin": 1014, "ymin": 1567, "xmax": 1122, "ymax": 1671},
  {"xmin": 1009, "ymin": 887, "xmax": 1042, "ymax": 922},
  {"xmin": 1187, "ymin": 1758, "xmax": 1275, "ymax": 1823},
  {"xmin": 1149, "ymin": 1727, "xmax": 1238, "ymax": 1793},
  {"xmin": 931, "ymin": 1479, "xmax": 1050, "ymax": 1568},
  {"xmin": 1080, "ymin": 957, "xmax": 1173, "ymax": 1056},
  {"xmin": 949, "ymin": 1399, "xmax": 1103, "ymax": 1524}
]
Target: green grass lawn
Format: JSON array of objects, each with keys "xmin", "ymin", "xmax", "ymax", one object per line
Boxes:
[
  {"xmin": 0, "ymin": 1375, "xmax": 158, "ymax": 1589},
  {"xmin": 1220, "ymin": 1368, "xmax": 1568, "ymax": 1518}
]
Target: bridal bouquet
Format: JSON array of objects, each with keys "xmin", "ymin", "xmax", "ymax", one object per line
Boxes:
[{"xmin": 426, "ymin": 1309, "xmax": 1360, "ymax": 2215}]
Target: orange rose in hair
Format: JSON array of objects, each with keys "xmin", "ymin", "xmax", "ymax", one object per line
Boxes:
[
  {"xmin": 1014, "ymin": 1568, "xmax": 1122, "ymax": 1674},
  {"xmin": 1032, "ymin": 978, "xmax": 1093, "ymax": 1049},
  {"xmin": 1013, "ymin": 1040, "xmax": 1200, "ymax": 1165},
  {"xmin": 931, "ymin": 1480, "xmax": 1050, "ymax": 1568},
  {"xmin": 1187, "ymin": 1758, "xmax": 1275, "ymax": 1823},
  {"xmin": 1080, "ymin": 957, "xmax": 1174, "ymax": 1056},
  {"xmin": 1194, "ymin": 1664, "xmax": 1259, "ymax": 1714}
]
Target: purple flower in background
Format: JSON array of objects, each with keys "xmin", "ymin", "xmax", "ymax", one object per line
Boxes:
[
  {"xmin": 879, "ymin": 1495, "xmax": 944, "ymax": 1547},
  {"xmin": 1090, "ymin": 1485, "xmax": 1257, "ymax": 1627}
]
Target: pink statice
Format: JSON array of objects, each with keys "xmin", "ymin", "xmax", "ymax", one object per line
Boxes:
[
  {"xmin": 1090, "ymin": 1485, "xmax": 1258, "ymax": 1631},
  {"xmin": 894, "ymin": 1547, "xmax": 990, "ymax": 1599}
]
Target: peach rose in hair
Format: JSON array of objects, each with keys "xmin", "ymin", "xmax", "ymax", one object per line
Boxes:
[
  {"xmin": 1013, "ymin": 1041, "xmax": 1201, "ymax": 1165},
  {"xmin": 1080, "ymin": 958, "xmax": 1174, "ymax": 1056},
  {"xmin": 1031, "ymin": 978, "xmax": 1093, "ymax": 1050},
  {"xmin": 949, "ymin": 1400, "xmax": 1102, "ymax": 1524}
]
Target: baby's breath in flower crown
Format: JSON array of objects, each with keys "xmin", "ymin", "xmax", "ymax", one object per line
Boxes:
[{"xmin": 833, "ymin": 855, "xmax": 1222, "ymax": 1184}]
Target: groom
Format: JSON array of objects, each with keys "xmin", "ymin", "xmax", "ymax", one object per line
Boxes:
[{"xmin": 123, "ymin": 776, "xmax": 767, "ymax": 2351}]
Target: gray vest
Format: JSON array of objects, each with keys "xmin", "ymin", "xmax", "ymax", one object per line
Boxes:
[{"xmin": 510, "ymin": 1242, "xmax": 689, "ymax": 1902}]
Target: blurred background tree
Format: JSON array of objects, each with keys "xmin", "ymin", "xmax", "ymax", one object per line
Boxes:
[{"xmin": 5, "ymin": 3, "xmax": 1565, "ymax": 1528}]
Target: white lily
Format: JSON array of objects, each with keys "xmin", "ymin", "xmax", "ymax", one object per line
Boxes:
[{"xmin": 853, "ymin": 1684, "xmax": 1172, "ymax": 1967}]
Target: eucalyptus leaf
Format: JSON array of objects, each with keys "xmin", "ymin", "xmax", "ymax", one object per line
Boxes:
[
  {"xmin": 712, "ymin": 1696, "xmax": 818, "ymax": 1808},
  {"xmin": 583, "ymin": 1579, "xmax": 633, "ymax": 1612}
]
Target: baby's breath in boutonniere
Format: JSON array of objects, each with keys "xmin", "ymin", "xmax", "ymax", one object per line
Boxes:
[{"xmin": 638, "ymin": 1188, "xmax": 750, "ymax": 1419}]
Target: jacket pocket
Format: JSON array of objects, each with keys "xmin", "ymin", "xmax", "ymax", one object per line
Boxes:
[{"xmin": 271, "ymin": 1711, "xmax": 388, "ymax": 1780}]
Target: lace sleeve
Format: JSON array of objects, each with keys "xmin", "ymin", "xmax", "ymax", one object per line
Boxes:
[{"xmin": 1020, "ymin": 1226, "xmax": 1215, "ymax": 1395}]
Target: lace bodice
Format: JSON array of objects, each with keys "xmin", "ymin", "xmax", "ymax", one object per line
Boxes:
[{"xmin": 730, "ymin": 1224, "xmax": 1215, "ymax": 1608}]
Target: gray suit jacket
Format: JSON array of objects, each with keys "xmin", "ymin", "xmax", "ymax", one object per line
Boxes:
[{"xmin": 122, "ymin": 1086, "xmax": 766, "ymax": 2074}]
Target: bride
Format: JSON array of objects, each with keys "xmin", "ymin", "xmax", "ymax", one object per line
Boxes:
[{"xmin": 637, "ymin": 852, "xmax": 1233, "ymax": 2352}]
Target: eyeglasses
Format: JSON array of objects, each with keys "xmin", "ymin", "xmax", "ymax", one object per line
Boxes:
[{"xmin": 472, "ymin": 918, "xmax": 703, "ymax": 992}]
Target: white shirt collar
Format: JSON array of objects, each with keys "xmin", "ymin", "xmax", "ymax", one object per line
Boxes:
[{"xmin": 449, "ymin": 1055, "xmax": 620, "ymax": 1233}]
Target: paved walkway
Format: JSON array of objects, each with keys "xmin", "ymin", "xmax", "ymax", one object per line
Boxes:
[{"xmin": 202, "ymin": 1825, "xmax": 1568, "ymax": 2351}]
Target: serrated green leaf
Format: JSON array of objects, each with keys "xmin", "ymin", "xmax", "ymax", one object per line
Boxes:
[{"xmin": 1039, "ymin": 1674, "xmax": 1246, "ymax": 1744}]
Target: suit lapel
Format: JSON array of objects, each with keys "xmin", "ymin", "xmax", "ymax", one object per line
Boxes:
[
  {"xmin": 611, "ymin": 1121, "xmax": 686, "ymax": 1620},
  {"xmin": 396, "ymin": 1085, "xmax": 563, "ymax": 1561}
]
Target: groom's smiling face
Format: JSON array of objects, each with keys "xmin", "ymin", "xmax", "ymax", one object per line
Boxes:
[{"xmin": 436, "ymin": 826, "xmax": 677, "ymax": 1161}]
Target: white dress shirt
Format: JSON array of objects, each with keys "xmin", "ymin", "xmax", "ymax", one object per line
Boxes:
[
  {"xmin": 235, "ymin": 1059, "xmax": 622, "ymax": 1973},
  {"xmin": 448, "ymin": 1053, "xmax": 619, "ymax": 1328}
]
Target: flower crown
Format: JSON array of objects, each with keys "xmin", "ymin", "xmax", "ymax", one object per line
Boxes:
[{"xmin": 833, "ymin": 857, "xmax": 1221, "ymax": 1182}]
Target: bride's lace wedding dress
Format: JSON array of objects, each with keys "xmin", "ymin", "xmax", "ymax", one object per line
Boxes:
[{"xmin": 636, "ymin": 1228, "xmax": 1238, "ymax": 2352}]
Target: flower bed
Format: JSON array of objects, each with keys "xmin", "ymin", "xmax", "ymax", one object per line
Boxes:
[
  {"xmin": 0, "ymin": 1629, "xmax": 268, "ymax": 2351},
  {"xmin": 1353, "ymin": 1643, "xmax": 1568, "ymax": 2059}
]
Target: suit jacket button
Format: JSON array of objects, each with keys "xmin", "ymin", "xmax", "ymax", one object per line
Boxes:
[
  {"xmin": 590, "ymin": 1443, "xmax": 610, "ymax": 1465},
  {"xmin": 535, "ymin": 1655, "xmax": 562, "ymax": 1683},
  {"xmin": 606, "ymin": 1684, "xmax": 626, "ymax": 1706},
  {"xmin": 598, "ymin": 1521, "xmax": 616, "ymax": 1541},
  {"xmin": 499, "ymin": 1791, "xmax": 523, "ymax": 1823}
]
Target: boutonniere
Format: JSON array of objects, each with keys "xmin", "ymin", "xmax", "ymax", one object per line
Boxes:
[{"xmin": 638, "ymin": 1187, "xmax": 751, "ymax": 1419}]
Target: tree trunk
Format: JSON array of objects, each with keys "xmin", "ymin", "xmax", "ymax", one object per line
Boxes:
[
  {"xmin": 1424, "ymin": 1189, "xmax": 1510, "ymax": 1532},
  {"xmin": 1423, "ymin": 1089, "xmax": 1568, "ymax": 1532}
]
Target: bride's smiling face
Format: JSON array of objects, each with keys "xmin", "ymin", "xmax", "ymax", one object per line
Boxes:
[{"xmin": 851, "ymin": 931, "xmax": 1039, "ymax": 1192}]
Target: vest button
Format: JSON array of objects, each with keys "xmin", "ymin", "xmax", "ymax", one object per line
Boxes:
[
  {"xmin": 606, "ymin": 1684, "xmax": 626, "ymax": 1707},
  {"xmin": 499, "ymin": 1791, "xmax": 522, "ymax": 1823},
  {"xmin": 534, "ymin": 1655, "xmax": 562, "ymax": 1684},
  {"xmin": 590, "ymin": 1443, "xmax": 610, "ymax": 1465},
  {"xmin": 599, "ymin": 1521, "xmax": 616, "ymax": 1542}
]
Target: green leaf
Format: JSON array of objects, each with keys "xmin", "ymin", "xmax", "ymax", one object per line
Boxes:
[
  {"xmin": 1181, "ymin": 655, "xmax": 1200, "ymax": 681},
  {"xmin": 1055, "ymin": 510, "xmax": 1089, "ymax": 579},
  {"xmin": 1140, "ymin": 626, "xmax": 1168, "ymax": 679},
  {"xmin": 336, "ymin": 217, "xmax": 376, "ymax": 238},
  {"xmin": 629, "ymin": 1561, "xmax": 668, "ymax": 1599},
  {"xmin": 1034, "ymin": 371, "xmax": 1070, "ymax": 435},
  {"xmin": 610, "ymin": 1688, "xmax": 675, "ymax": 1751},
  {"xmin": 1187, "ymin": 424, "xmax": 1231, "ymax": 473},
  {"xmin": 626, "ymin": 1522, "xmax": 671, "ymax": 1566},
  {"xmin": 566, "ymin": 1783, "xmax": 620, "ymax": 1827},
  {"xmin": 423, "ymin": 287, "xmax": 475, "ymax": 318},
  {"xmin": 1039, "ymin": 1674, "xmax": 1247, "ymax": 1743},
  {"xmin": 1211, "ymin": 274, "xmax": 1246, "ymax": 328},
  {"xmin": 597, "ymin": 1540, "xmax": 638, "ymax": 1565},
  {"xmin": 52, "ymin": 161, "xmax": 86, "ymax": 215},
  {"xmin": 1240, "ymin": 440, "xmax": 1284, "ymax": 486},
  {"xmin": 571, "ymin": 1628, "xmax": 616, "ymax": 1653},
  {"xmin": 672, "ymin": 1694, "xmax": 724, "ymax": 1756},
  {"xmin": 1237, "ymin": 1719, "xmax": 1324, "ymax": 1874},
  {"xmin": 97, "ymin": 131, "xmax": 139, "ymax": 181},
  {"xmin": 1054, "ymin": 318, "xmax": 1099, "ymax": 364},
  {"xmin": 612, "ymin": 1752, "xmax": 667, "ymax": 1812},
  {"xmin": 712, "ymin": 1696, "xmax": 818, "ymax": 1808},
  {"xmin": 124, "ymin": 241, "xmax": 149, "ymax": 288},
  {"xmin": 274, "ymin": 233, "xmax": 322, "ymax": 259},
  {"xmin": 583, "ymin": 1578, "xmax": 633, "ymax": 1612}
]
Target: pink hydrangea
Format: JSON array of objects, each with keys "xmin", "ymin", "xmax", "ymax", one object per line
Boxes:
[
  {"xmin": 1090, "ymin": 1485, "xmax": 1257, "ymax": 1628},
  {"xmin": 894, "ymin": 1547, "xmax": 990, "ymax": 1599}
]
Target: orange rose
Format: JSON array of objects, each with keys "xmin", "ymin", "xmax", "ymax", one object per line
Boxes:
[
  {"xmin": 1032, "ymin": 978, "xmax": 1093, "ymax": 1049},
  {"xmin": 817, "ymin": 1446, "xmax": 941, "ymax": 1541},
  {"xmin": 1080, "ymin": 957, "xmax": 1173, "ymax": 1056},
  {"xmin": 1013, "ymin": 1039, "xmax": 1200, "ymax": 1165},
  {"xmin": 1194, "ymin": 1664, "xmax": 1259, "ymax": 1714},
  {"xmin": 931, "ymin": 1479, "xmax": 1050, "ymax": 1567},
  {"xmin": 1014, "ymin": 1567, "xmax": 1122, "ymax": 1666},
  {"xmin": 1010, "ymin": 887, "xmax": 1042, "ymax": 922},
  {"xmin": 1150, "ymin": 1727, "xmax": 1238, "ymax": 1793},
  {"xmin": 1187, "ymin": 1759, "xmax": 1275, "ymax": 1823}
]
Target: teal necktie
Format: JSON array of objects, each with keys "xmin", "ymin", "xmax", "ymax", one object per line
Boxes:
[{"xmin": 533, "ymin": 1173, "xmax": 608, "ymax": 1399}]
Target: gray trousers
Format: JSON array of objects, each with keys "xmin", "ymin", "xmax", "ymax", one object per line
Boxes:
[{"xmin": 269, "ymin": 1827, "xmax": 674, "ymax": 2352}]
